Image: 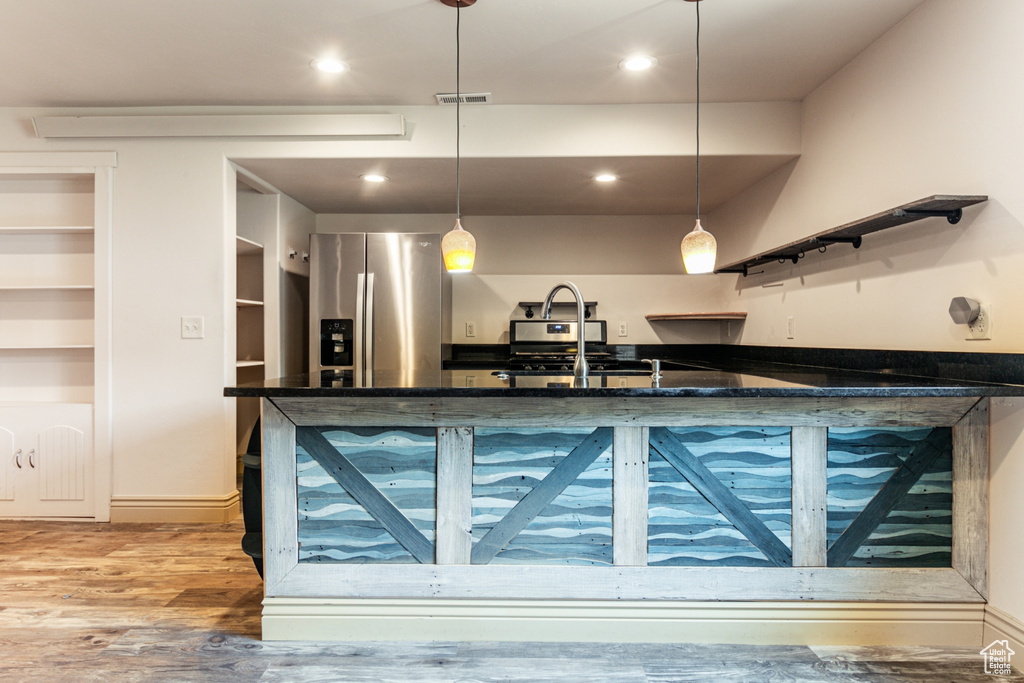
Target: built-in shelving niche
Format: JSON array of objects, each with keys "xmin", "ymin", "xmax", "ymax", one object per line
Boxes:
[
  {"xmin": 0, "ymin": 160, "xmax": 110, "ymax": 520},
  {"xmin": 235, "ymin": 235, "xmax": 265, "ymax": 462}
]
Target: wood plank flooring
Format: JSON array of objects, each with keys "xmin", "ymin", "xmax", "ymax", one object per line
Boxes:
[{"xmin": 1, "ymin": 516, "xmax": 1021, "ymax": 682}]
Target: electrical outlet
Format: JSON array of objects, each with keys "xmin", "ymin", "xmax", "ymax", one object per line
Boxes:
[
  {"xmin": 466, "ymin": 321, "xmax": 476, "ymax": 338},
  {"xmin": 967, "ymin": 304, "xmax": 992, "ymax": 340},
  {"xmin": 618, "ymin": 322, "xmax": 628, "ymax": 337},
  {"xmin": 786, "ymin": 316, "xmax": 795, "ymax": 340},
  {"xmin": 465, "ymin": 375, "xmax": 477, "ymax": 387},
  {"xmin": 181, "ymin": 316, "xmax": 204, "ymax": 339},
  {"xmin": 618, "ymin": 377, "xmax": 629, "ymax": 387}
]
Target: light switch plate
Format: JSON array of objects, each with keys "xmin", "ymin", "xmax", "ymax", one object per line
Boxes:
[{"xmin": 181, "ymin": 316, "xmax": 204, "ymax": 339}]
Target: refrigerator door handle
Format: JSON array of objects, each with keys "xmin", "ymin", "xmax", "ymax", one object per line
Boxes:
[
  {"xmin": 355, "ymin": 272, "xmax": 365, "ymax": 387},
  {"xmin": 365, "ymin": 272, "xmax": 375, "ymax": 387}
]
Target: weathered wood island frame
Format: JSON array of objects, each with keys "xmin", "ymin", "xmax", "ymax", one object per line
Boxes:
[{"xmin": 250, "ymin": 388, "xmax": 991, "ymax": 645}]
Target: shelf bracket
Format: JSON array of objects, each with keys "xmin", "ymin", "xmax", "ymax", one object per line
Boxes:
[
  {"xmin": 813, "ymin": 235, "xmax": 863, "ymax": 249},
  {"xmin": 726, "ymin": 263, "xmax": 767, "ymax": 277},
  {"xmin": 893, "ymin": 208, "xmax": 963, "ymax": 224}
]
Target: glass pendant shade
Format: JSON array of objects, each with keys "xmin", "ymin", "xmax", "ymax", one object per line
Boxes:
[
  {"xmin": 442, "ymin": 219, "xmax": 476, "ymax": 272},
  {"xmin": 680, "ymin": 218, "xmax": 717, "ymax": 274}
]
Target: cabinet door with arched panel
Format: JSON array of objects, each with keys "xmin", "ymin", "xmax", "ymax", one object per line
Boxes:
[
  {"xmin": 0, "ymin": 404, "xmax": 93, "ymax": 518},
  {"xmin": 0, "ymin": 426, "xmax": 14, "ymax": 502}
]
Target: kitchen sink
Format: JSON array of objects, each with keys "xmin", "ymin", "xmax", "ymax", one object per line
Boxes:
[
  {"xmin": 491, "ymin": 369, "xmax": 651, "ymax": 377},
  {"xmin": 491, "ymin": 369, "xmax": 656, "ymax": 389}
]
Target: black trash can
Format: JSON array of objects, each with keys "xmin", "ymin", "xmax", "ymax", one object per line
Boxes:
[{"xmin": 240, "ymin": 418, "xmax": 263, "ymax": 579}]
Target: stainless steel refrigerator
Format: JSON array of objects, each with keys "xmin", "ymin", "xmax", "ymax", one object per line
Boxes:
[{"xmin": 309, "ymin": 233, "xmax": 452, "ymax": 386}]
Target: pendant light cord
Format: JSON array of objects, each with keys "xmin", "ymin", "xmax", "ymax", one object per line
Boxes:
[
  {"xmin": 455, "ymin": 2, "xmax": 462, "ymax": 221},
  {"xmin": 695, "ymin": 0, "xmax": 701, "ymax": 222}
]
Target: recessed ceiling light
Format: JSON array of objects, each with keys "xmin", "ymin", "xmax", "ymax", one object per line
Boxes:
[
  {"xmin": 594, "ymin": 174, "xmax": 618, "ymax": 183},
  {"xmin": 361, "ymin": 174, "xmax": 388, "ymax": 183},
  {"xmin": 312, "ymin": 58, "xmax": 350, "ymax": 74},
  {"xmin": 618, "ymin": 55, "xmax": 658, "ymax": 71}
]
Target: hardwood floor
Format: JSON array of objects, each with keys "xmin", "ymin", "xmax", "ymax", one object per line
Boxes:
[{"xmin": 1, "ymin": 517, "xmax": 1021, "ymax": 682}]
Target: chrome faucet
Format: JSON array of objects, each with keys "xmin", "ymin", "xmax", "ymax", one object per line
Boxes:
[
  {"xmin": 642, "ymin": 358, "xmax": 663, "ymax": 388},
  {"xmin": 642, "ymin": 358, "xmax": 663, "ymax": 379},
  {"xmin": 541, "ymin": 281, "xmax": 589, "ymax": 379}
]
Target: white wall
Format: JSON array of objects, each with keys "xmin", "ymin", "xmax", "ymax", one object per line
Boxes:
[
  {"xmin": 712, "ymin": 1, "xmax": 1023, "ymax": 355},
  {"xmin": 112, "ymin": 142, "xmax": 235, "ymax": 505},
  {"xmin": 710, "ymin": 0, "xmax": 1024, "ymax": 633}
]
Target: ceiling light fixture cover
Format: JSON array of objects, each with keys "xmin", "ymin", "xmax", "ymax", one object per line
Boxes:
[
  {"xmin": 619, "ymin": 55, "xmax": 658, "ymax": 71},
  {"xmin": 361, "ymin": 174, "xmax": 388, "ymax": 183},
  {"xmin": 681, "ymin": 219, "xmax": 717, "ymax": 274},
  {"xmin": 311, "ymin": 58, "xmax": 349, "ymax": 73},
  {"xmin": 442, "ymin": 219, "xmax": 476, "ymax": 272},
  {"xmin": 680, "ymin": 0, "xmax": 717, "ymax": 275},
  {"xmin": 595, "ymin": 173, "xmax": 617, "ymax": 182},
  {"xmin": 441, "ymin": 0, "xmax": 476, "ymax": 273}
]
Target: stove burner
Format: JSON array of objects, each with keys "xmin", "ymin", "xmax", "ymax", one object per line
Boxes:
[
  {"xmin": 509, "ymin": 351, "xmax": 617, "ymax": 372},
  {"xmin": 507, "ymin": 318, "xmax": 618, "ymax": 371}
]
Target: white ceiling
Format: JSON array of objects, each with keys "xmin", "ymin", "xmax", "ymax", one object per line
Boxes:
[{"xmin": 2, "ymin": 0, "xmax": 927, "ymax": 214}]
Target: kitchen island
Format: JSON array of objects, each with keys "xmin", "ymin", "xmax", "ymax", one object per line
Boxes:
[{"xmin": 226, "ymin": 364, "xmax": 1019, "ymax": 644}]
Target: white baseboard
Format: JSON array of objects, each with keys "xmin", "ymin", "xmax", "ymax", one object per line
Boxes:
[
  {"xmin": 985, "ymin": 605, "xmax": 1024, "ymax": 656},
  {"xmin": 262, "ymin": 599, "xmax": 986, "ymax": 645},
  {"xmin": 109, "ymin": 491, "xmax": 240, "ymax": 523}
]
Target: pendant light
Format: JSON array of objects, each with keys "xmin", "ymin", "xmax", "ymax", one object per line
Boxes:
[
  {"xmin": 440, "ymin": 0, "xmax": 477, "ymax": 273},
  {"xmin": 680, "ymin": 0, "xmax": 718, "ymax": 274}
]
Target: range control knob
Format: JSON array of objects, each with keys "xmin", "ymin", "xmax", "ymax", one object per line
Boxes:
[
  {"xmin": 524, "ymin": 365, "xmax": 533, "ymax": 371},
  {"xmin": 538, "ymin": 365, "xmax": 547, "ymax": 371}
]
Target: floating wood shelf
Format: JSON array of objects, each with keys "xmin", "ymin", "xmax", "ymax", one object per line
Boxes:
[
  {"xmin": 0, "ymin": 344, "xmax": 94, "ymax": 350},
  {"xmin": 0, "ymin": 284, "xmax": 94, "ymax": 291},
  {"xmin": 645, "ymin": 312, "xmax": 747, "ymax": 322},
  {"xmin": 716, "ymin": 195, "xmax": 988, "ymax": 276},
  {"xmin": 0, "ymin": 225, "xmax": 93, "ymax": 234},
  {"xmin": 236, "ymin": 235, "xmax": 264, "ymax": 256}
]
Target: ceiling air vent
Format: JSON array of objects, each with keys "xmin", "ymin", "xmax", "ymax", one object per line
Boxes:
[{"xmin": 435, "ymin": 92, "xmax": 492, "ymax": 105}]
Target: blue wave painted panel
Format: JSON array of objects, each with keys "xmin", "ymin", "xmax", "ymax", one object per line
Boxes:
[
  {"xmin": 649, "ymin": 427, "xmax": 792, "ymax": 567},
  {"xmin": 827, "ymin": 427, "xmax": 952, "ymax": 567},
  {"xmin": 473, "ymin": 428, "xmax": 613, "ymax": 565},
  {"xmin": 297, "ymin": 427, "xmax": 436, "ymax": 564}
]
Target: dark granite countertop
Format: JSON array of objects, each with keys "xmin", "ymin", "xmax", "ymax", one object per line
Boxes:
[{"xmin": 225, "ymin": 355, "xmax": 1024, "ymax": 399}]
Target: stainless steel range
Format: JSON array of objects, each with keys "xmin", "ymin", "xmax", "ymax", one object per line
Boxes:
[{"xmin": 508, "ymin": 319, "xmax": 618, "ymax": 372}]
